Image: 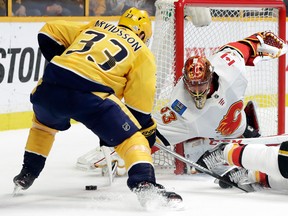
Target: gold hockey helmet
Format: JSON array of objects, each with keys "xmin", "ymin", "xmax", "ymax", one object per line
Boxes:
[{"xmin": 118, "ymin": 7, "xmax": 152, "ymax": 45}]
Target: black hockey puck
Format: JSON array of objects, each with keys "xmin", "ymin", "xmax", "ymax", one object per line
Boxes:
[{"xmin": 85, "ymin": 185, "xmax": 97, "ymax": 190}]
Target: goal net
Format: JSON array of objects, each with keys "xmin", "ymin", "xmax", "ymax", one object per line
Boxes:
[{"xmin": 151, "ymin": 0, "xmax": 286, "ymax": 174}]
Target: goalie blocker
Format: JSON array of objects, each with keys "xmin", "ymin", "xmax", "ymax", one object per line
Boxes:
[{"xmin": 184, "ymin": 7, "xmax": 212, "ymax": 27}]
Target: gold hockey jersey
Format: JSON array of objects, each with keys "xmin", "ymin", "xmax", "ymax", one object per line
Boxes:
[{"xmin": 38, "ymin": 19, "xmax": 156, "ymax": 114}]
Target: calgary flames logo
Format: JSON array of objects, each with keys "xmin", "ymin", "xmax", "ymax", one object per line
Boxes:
[{"xmin": 216, "ymin": 101, "xmax": 243, "ymax": 136}]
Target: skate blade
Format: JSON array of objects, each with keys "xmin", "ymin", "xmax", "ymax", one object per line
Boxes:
[
  {"xmin": 12, "ymin": 184, "xmax": 22, "ymax": 197},
  {"xmin": 140, "ymin": 196, "xmax": 184, "ymax": 211},
  {"xmin": 142, "ymin": 200, "xmax": 184, "ymax": 211},
  {"xmin": 165, "ymin": 199, "xmax": 185, "ymax": 210}
]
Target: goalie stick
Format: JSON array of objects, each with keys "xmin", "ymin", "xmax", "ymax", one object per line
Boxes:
[
  {"xmin": 155, "ymin": 129, "xmax": 255, "ymax": 193},
  {"xmin": 208, "ymin": 134, "xmax": 288, "ymax": 145}
]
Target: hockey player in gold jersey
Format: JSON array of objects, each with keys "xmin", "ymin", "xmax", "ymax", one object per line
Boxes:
[{"xmin": 13, "ymin": 7, "xmax": 183, "ymax": 209}]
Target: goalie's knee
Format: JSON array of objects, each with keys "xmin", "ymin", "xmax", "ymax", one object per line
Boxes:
[
  {"xmin": 278, "ymin": 141, "xmax": 288, "ymax": 178},
  {"xmin": 115, "ymin": 132, "xmax": 153, "ymax": 171}
]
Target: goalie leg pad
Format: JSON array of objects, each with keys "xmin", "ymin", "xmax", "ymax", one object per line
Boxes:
[{"xmin": 183, "ymin": 138, "xmax": 212, "ymax": 162}]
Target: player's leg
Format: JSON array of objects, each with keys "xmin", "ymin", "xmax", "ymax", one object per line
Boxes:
[
  {"xmin": 13, "ymin": 115, "xmax": 59, "ymax": 191},
  {"xmin": 197, "ymin": 140, "xmax": 288, "ymax": 190},
  {"xmin": 13, "ymin": 82, "xmax": 73, "ymax": 191},
  {"xmin": 217, "ymin": 166, "xmax": 288, "ymax": 191},
  {"xmin": 75, "ymin": 93, "xmax": 182, "ymax": 208},
  {"xmin": 198, "ymin": 142, "xmax": 282, "ymax": 177},
  {"xmin": 223, "ymin": 143, "xmax": 282, "ymax": 178}
]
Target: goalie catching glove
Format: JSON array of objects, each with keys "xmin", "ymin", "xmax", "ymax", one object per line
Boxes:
[
  {"xmin": 224, "ymin": 31, "xmax": 288, "ymax": 66},
  {"xmin": 221, "ymin": 31, "xmax": 287, "ymax": 66}
]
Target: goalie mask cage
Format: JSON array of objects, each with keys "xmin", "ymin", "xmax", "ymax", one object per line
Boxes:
[{"xmin": 151, "ymin": 0, "xmax": 286, "ymax": 174}]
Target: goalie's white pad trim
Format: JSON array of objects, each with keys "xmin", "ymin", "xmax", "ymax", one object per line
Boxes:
[{"xmin": 76, "ymin": 147, "xmax": 103, "ymax": 171}]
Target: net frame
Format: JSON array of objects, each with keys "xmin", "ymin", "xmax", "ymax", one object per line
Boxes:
[{"xmin": 151, "ymin": 0, "xmax": 286, "ymax": 174}]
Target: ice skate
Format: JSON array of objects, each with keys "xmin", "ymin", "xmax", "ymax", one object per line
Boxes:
[
  {"xmin": 132, "ymin": 181, "xmax": 184, "ymax": 210},
  {"xmin": 215, "ymin": 166, "xmax": 256, "ymax": 192},
  {"xmin": 13, "ymin": 167, "xmax": 37, "ymax": 196}
]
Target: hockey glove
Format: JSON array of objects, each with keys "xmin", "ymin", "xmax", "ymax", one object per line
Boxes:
[
  {"xmin": 184, "ymin": 7, "xmax": 212, "ymax": 27},
  {"xmin": 241, "ymin": 31, "xmax": 288, "ymax": 66},
  {"xmin": 140, "ymin": 118, "xmax": 157, "ymax": 147}
]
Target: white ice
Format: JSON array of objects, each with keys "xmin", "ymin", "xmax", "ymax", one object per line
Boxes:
[{"xmin": 1, "ymin": 121, "xmax": 288, "ymax": 216}]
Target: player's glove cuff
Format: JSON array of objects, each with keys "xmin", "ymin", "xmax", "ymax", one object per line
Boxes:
[{"xmin": 140, "ymin": 118, "xmax": 157, "ymax": 147}]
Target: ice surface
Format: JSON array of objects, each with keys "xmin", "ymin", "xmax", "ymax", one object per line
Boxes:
[{"xmin": 1, "ymin": 121, "xmax": 288, "ymax": 216}]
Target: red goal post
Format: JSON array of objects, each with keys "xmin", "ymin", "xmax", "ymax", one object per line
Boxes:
[{"xmin": 151, "ymin": 0, "xmax": 286, "ymax": 174}]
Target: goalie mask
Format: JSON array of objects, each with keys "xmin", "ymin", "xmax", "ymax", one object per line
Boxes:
[
  {"xmin": 183, "ymin": 56, "xmax": 214, "ymax": 109},
  {"xmin": 118, "ymin": 7, "xmax": 152, "ymax": 46}
]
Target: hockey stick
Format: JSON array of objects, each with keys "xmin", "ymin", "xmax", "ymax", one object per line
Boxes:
[
  {"xmin": 101, "ymin": 146, "xmax": 118, "ymax": 185},
  {"xmin": 154, "ymin": 140, "xmax": 254, "ymax": 193}
]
